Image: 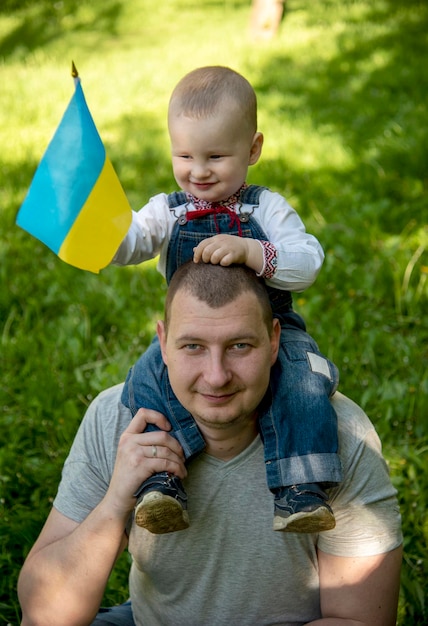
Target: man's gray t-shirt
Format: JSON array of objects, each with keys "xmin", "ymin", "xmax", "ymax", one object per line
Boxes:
[{"xmin": 54, "ymin": 385, "xmax": 402, "ymax": 626}]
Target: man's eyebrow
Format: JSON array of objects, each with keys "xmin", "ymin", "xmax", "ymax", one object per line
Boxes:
[
  {"xmin": 174, "ymin": 335, "xmax": 203, "ymax": 344},
  {"xmin": 174, "ymin": 333, "xmax": 261, "ymax": 345}
]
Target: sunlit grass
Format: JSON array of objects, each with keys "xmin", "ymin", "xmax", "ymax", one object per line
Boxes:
[{"xmin": 1, "ymin": 0, "xmax": 427, "ymax": 623}]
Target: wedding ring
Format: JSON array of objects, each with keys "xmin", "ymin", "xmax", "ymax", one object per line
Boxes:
[{"xmin": 152, "ymin": 445, "xmax": 157, "ymax": 457}]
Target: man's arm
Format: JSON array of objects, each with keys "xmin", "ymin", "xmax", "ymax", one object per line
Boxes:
[
  {"xmin": 308, "ymin": 546, "xmax": 402, "ymax": 626},
  {"xmin": 18, "ymin": 504, "xmax": 128, "ymax": 626},
  {"xmin": 18, "ymin": 408, "xmax": 187, "ymax": 626}
]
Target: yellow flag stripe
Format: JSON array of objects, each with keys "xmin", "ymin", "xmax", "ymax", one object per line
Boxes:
[{"xmin": 58, "ymin": 157, "xmax": 132, "ymax": 273}]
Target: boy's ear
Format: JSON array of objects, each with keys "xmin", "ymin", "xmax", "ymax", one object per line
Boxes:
[{"xmin": 249, "ymin": 132, "xmax": 264, "ymax": 165}]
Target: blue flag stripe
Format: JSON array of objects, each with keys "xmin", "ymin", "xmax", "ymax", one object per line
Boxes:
[{"xmin": 16, "ymin": 81, "xmax": 105, "ymax": 254}]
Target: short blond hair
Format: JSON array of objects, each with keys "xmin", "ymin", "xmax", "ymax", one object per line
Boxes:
[
  {"xmin": 165, "ymin": 261, "xmax": 273, "ymax": 335},
  {"xmin": 168, "ymin": 66, "xmax": 257, "ymax": 135}
]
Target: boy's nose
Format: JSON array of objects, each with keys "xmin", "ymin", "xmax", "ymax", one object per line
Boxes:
[{"xmin": 191, "ymin": 161, "xmax": 210, "ymax": 180}]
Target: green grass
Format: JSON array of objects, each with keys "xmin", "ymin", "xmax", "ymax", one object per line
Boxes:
[{"xmin": 1, "ymin": 0, "xmax": 427, "ymax": 623}]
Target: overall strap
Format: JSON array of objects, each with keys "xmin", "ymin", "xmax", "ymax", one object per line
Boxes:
[
  {"xmin": 167, "ymin": 191, "xmax": 188, "ymax": 208},
  {"xmin": 240, "ymin": 184, "xmax": 269, "ymax": 205}
]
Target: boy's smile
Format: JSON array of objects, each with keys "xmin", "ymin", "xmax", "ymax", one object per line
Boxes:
[{"xmin": 168, "ymin": 109, "xmax": 263, "ymax": 204}]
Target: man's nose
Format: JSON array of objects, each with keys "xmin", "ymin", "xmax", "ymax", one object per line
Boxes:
[{"xmin": 203, "ymin": 353, "xmax": 232, "ymax": 388}]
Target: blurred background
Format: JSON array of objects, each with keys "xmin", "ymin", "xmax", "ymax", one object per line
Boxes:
[{"xmin": 0, "ymin": 1, "xmax": 427, "ymax": 623}]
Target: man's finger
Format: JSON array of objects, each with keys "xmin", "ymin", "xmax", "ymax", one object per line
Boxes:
[{"xmin": 126, "ymin": 408, "xmax": 172, "ymax": 434}]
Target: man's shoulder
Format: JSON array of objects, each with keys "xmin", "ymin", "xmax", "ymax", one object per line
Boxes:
[
  {"xmin": 96, "ymin": 382, "xmax": 125, "ymax": 403},
  {"xmin": 331, "ymin": 391, "xmax": 381, "ymax": 460},
  {"xmin": 331, "ymin": 391, "xmax": 375, "ymax": 433},
  {"xmin": 87, "ymin": 383, "xmax": 131, "ymax": 433}
]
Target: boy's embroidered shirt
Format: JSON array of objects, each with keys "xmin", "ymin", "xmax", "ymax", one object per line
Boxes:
[
  {"xmin": 185, "ymin": 184, "xmax": 278, "ymax": 280},
  {"xmin": 186, "ymin": 183, "xmax": 248, "ymax": 212},
  {"xmin": 112, "ymin": 188, "xmax": 325, "ymax": 293},
  {"xmin": 258, "ymin": 241, "xmax": 277, "ymax": 279}
]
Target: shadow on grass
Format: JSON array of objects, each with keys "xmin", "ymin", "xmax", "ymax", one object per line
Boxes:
[
  {"xmin": 0, "ymin": 0, "xmax": 124, "ymax": 57},
  {"xmin": 254, "ymin": 0, "xmax": 427, "ymax": 234}
]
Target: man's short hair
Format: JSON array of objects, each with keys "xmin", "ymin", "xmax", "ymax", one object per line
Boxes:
[
  {"xmin": 165, "ymin": 261, "xmax": 273, "ymax": 333},
  {"xmin": 168, "ymin": 66, "xmax": 257, "ymax": 135}
]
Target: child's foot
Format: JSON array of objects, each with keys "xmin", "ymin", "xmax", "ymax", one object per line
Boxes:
[
  {"xmin": 273, "ymin": 483, "xmax": 335, "ymax": 533},
  {"xmin": 134, "ymin": 472, "xmax": 189, "ymax": 534}
]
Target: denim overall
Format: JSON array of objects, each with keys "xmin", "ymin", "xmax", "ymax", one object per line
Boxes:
[{"xmin": 122, "ymin": 186, "xmax": 342, "ymax": 492}]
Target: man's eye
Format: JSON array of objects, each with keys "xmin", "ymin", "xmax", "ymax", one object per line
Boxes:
[
  {"xmin": 233, "ymin": 343, "xmax": 250, "ymax": 350},
  {"xmin": 184, "ymin": 344, "xmax": 201, "ymax": 351}
]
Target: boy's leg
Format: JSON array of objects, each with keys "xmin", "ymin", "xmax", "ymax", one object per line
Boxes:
[
  {"xmin": 122, "ymin": 337, "xmax": 206, "ymax": 534},
  {"xmin": 258, "ymin": 325, "xmax": 342, "ymax": 533},
  {"xmin": 91, "ymin": 601, "xmax": 135, "ymax": 625}
]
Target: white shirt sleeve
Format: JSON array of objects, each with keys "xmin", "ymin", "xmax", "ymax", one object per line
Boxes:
[
  {"xmin": 254, "ymin": 189, "xmax": 325, "ymax": 292},
  {"xmin": 112, "ymin": 188, "xmax": 324, "ymax": 292},
  {"xmin": 111, "ymin": 193, "xmax": 174, "ymax": 268}
]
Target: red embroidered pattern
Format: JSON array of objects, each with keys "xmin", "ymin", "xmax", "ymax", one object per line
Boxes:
[
  {"xmin": 184, "ymin": 184, "xmax": 277, "ymax": 279},
  {"xmin": 186, "ymin": 183, "xmax": 248, "ymax": 212},
  {"xmin": 259, "ymin": 240, "xmax": 277, "ymax": 279},
  {"xmin": 185, "ymin": 205, "xmax": 243, "ymax": 236},
  {"xmin": 185, "ymin": 184, "xmax": 248, "ymax": 236}
]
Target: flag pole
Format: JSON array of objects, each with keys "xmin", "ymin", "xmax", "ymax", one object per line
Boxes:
[
  {"xmin": 17, "ymin": 61, "xmax": 132, "ymax": 273},
  {"xmin": 71, "ymin": 61, "xmax": 80, "ymax": 86}
]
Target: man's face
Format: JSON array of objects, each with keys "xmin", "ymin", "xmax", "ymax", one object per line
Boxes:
[{"xmin": 157, "ymin": 288, "xmax": 280, "ymax": 432}]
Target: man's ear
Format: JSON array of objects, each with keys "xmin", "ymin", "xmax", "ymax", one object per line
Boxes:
[
  {"xmin": 249, "ymin": 131, "xmax": 264, "ymax": 165},
  {"xmin": 157, "ymin": 320, "xmax": 168, "ymax": 365},
  {"xmin": 270, "ymin": 318, "xmax": 281, "ymax": 366}
]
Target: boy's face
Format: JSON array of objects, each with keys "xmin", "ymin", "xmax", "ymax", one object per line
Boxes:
[{"xmin": 169, "ymin": 108, "xmax": 263, "ymax": 203}]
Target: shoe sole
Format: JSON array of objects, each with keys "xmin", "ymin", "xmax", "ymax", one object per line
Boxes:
[
  {"xmin": 273, "ymin": 508, "xmax": 336, "ymax": 533},
  {"xmin": 135, "ymin": 491, "xmax": 189, "ymax": 534}
]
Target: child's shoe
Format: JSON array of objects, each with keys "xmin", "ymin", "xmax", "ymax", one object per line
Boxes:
[
  {"xmin": 134, "ymin": 472, "xmax": 189, "ymax": 534},
  {"xmin": 273, "ymin": 483, "xmax": 335, "ymax": 533}
]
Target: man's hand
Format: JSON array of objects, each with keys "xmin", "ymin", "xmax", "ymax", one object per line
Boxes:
[
  {"xmin": 18, "ymin": 407, "xmax": 187, "ymax": 626},
  {"xmin": 193, "ymin": 234, "xmax": 264, "ymax": 274},
  {"xmin": 106, "ymin": 408, "xmax": 187, "ymax": 516}
]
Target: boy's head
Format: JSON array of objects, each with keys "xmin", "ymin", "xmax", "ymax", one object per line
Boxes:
[
  {"xmin": 168, "ymin": 66, "xmax": 257, "ymax": 137},
  {"xmin": 168, "ymin": 66, "xmax": 263, "ymax": 203}
]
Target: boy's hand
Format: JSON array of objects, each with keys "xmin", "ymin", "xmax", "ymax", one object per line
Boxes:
[{"xmin": 193, "ymin": 234, "xmax": 264, "ymax": 274}]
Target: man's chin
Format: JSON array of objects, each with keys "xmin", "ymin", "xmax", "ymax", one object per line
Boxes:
[{"xmin": 193, "ymin": 408, "xmax": 247, "ymax": 429}]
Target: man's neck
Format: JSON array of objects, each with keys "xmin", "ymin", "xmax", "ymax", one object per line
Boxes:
[{"xmin": 198, "ymin": 417, "xmax": 259, "ymax": 461}]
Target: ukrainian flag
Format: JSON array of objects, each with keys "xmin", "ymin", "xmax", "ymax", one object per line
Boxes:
[{"xmin": 16, "ymin": 69, "xmax": 132, "ymax": 273}]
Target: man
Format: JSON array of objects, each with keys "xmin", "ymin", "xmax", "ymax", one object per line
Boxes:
[{"xmin": 18, "ymin": 262, "xmax": 402, "ymax": 626}]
